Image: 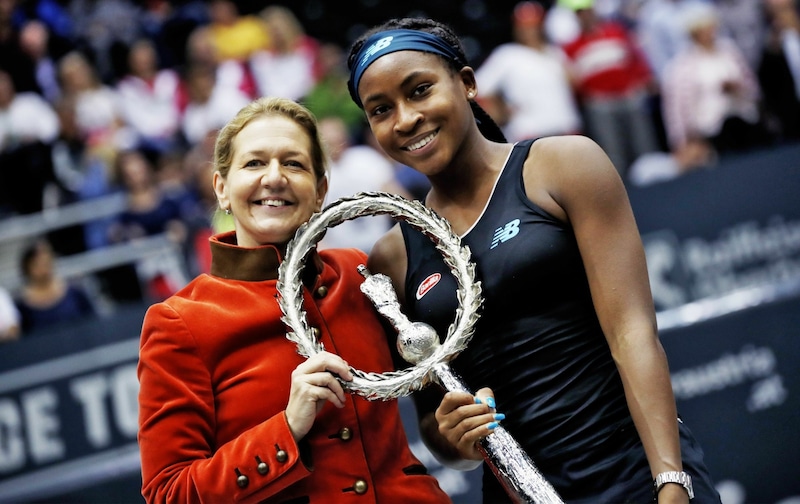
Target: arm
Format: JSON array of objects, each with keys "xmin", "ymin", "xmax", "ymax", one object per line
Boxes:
[
  {"xmin": 138, "ymin": 302, "xmax": 344, "ymax": 504},
  {"xmin": 529, "ymin": 136, "xmax": 688, "ymax": 503}
]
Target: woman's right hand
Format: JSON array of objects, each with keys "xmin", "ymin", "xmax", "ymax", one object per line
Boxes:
[
  {"xmin": 285, "ymin": 351, "xmax": 354, "ymax": 441},
  {"xmin": 434, "ymin": 387, "xmax": 504, "ymax": 461}
]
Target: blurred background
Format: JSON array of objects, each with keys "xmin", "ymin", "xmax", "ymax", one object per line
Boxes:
[{"xmin": 0, "ymin": 0, "xmax": 798, "ymax": 502}]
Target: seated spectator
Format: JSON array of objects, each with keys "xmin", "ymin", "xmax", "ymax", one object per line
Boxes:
[
  {"xmin": 116, "ymin": 38, "xmax": 183, "ymax": 155},
  {"xmin": 180, "ymin": 62, "xmax": 249, "ymax": 146},
  {"xmin": 475, "ymin": 1, "xmax": 583, "ymax": 142},
  {"xmin": 14, "ymin": 239, "xmax": 97, "ymax": 335},
  {"xmin": 249, "ymin": 5, "xmax": 320, "ymax": 101},
  {"xmin": 662, "ymin": 3, "xmax": 773, "ymax": 157},
  {"xmin": 302, "ymin": 41, "xmax": 366, "ymax": 137},
  {"xmin": 18, "ymin": 19, "xmax": 62, "ymax": 104},
  {"xmin": 0, "ymin": 69, "xmax": 60, "ymax": 215},
  {"xmin": 57, "ymin": 50, "xmax": 132, "ymax": 153},
  {"xmin": 205, "ymin": 0, "xmax": 269, "ymax": 63},
  {"xmin": 107, "ymin": 149, "xmax": 188, "ymax": 300},
  {"xmin": 0, "ymin": 286, "xmax": 21, "ymax": 343}
]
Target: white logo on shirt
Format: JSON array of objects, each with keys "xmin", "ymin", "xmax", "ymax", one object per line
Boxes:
[{"xmin": 491, "ymin": 219, "xmax": 520, "ymax": 249}]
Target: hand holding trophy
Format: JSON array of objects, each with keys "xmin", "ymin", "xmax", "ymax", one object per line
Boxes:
[{"xmin": 277, "ymin": 192, "xmax": 563, "ymax": 504}]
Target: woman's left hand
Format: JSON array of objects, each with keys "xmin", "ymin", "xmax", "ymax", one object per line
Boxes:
[{"xmin": 656, "ymin": 482, "xmax": 691, "ymax": 504}]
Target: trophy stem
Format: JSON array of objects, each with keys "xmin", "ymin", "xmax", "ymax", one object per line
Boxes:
[{"xmin": 432, "ymin": 363, "xmax": 564, "ymax": 504}]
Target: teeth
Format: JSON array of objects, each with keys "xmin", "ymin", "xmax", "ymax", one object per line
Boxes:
[
  {"xmin": 258, "ymin": 199, "xmax": 287, "ymax": 207},
  {"xmin": 405, "ymin": 132, "xmax": 436, "ymax": 151}
]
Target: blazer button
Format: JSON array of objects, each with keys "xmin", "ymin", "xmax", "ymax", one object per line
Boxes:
[
  {"xmin": 316, "ymin": 285, "xmax": 328, "ymax": 298},
  {"xmin": 338, "ymin": 427, "xmax": 352, "ymax": 441},
  {"xmin": 257, "ymin": 461, "xmax": 269, "ymax": 475},
  {"xmin": 276, "ymin": 449, "xmax": 288, "ymax": 463},
  {"xmin": 236, "ymin": 474, "xmax": 249, "ymax": 488},
  {"xmin": 353, "ymin": 479, "xmax": 368, "ymax": 494}
]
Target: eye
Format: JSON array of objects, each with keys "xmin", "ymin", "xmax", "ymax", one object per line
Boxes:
[
  {"xmin": 244, "ymin": 158, "xmax": 263, "ymax": 168},
  {"xmin": 369, "ymin": 103, "xmax": 390, "ymax": 117},
  {"xmin": 283, "ymin": 159, "xmax": 308, "ymax": 170},
  {"xmin": 411, "ymin": 83, "xmax": 432, "ymax": 98}
]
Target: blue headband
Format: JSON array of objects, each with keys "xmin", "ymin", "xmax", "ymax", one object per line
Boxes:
[{"xmin": 348, "ymin": 29, "xmax": 464, "ymax": 108}]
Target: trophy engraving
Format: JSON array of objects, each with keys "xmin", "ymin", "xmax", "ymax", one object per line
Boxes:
[{"xmin": 277, "ymin": 192, "xmax": 563, "ymax": 503}]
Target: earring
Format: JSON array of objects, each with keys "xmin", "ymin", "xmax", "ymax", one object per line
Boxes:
[
  {"xmin": 468, "ymin": 90, "xmax": 475, "ymax": 99},
  {"xmin": 224, "ymin": 208, "xmax": 231, "ymax": 215}
]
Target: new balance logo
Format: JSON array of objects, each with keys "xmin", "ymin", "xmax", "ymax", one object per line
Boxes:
[{"xmin": 491, "ymin": 219, "xmax": 520, "ymax": 249}]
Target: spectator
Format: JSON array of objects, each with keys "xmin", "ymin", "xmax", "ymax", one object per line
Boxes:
[
  {"xmin": 116, "ymin": 38, "xmax": 183, "ymax": 155},
  {"xmin": 249, "ymin": 5, "xmax": 320, "ymax": 101},
  {"xmin": 50, "ymin": 94, "xmax": 116, "ymax": 250},
  {"xmin": 475, "ymin": 1, "xmax": 582, "ymax": 142},
  {"xmin": 0, "ymin": 286, "xmax": 21, "ymax": 343},
  {"xmin": 561, "ymin": 0, "xmax": 660, "ymax": 177},
  {"xmin": 57, "ymin": 50, "xmax": 131, "ymax": 153},
  {"xmin": 317, "ymin": 115, "xmax": 399, "ymax": 252},
  {"xmin": 183, "ymin": 24, "xmax": 257, "ymax": 102},
  {"xmin": 18, "ymin": 19, "xmax": 62, "ymax": 103},
  {"xmin": 14, "ymin": 239, "xmax": 97, "ymax": 335},
  {"xmin": 205, "ymin": 0, "xmax": 269, "ymax": 63},
  {"xmin": 302, "ymin": 41, "xmax": 366, "ymax": 137},
  {"xmin": 179, "ymin": 62, "xmax": 249, "ymax": 146},
  {"xmin": 107, "ymin": 149, "xmax": 188, "ymax": 300},
  {"xmin": 0, "ymin": 68, "xmax": 60, "ymax": 215},
  {"xmin": 661, "ymin": 3, "xmax": 773, "ymax": 157},
  {"xmin": 759, "ymin": 0, "xmax": 800, "ymax": 143}
]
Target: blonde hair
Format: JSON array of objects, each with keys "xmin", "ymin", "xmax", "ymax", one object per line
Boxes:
[{"xmin": 213, "ymin": 96, "xmax": 327, "ymax": 181}]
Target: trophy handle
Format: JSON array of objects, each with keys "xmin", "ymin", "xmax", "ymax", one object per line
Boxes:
[{"xmin": 433, "ymin": 364, "xmax": 563, "ymax": 504}]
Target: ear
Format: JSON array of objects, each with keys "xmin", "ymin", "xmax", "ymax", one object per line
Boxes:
[
  {"xmin": 315, "ymin": 174, "xmax": 329, "ymax": 211},
  {"xmin": 459, "ymin": 66, "xmax": 478, "ymax": 100},
  {"xmin": 212, "ymin": 171, "xmax": 229, "ymax": 212}
]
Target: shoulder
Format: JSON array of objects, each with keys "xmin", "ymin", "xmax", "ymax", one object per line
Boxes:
[{"xmin": 526, "ymin": 135, "xmax": 623, "ymax": 213}]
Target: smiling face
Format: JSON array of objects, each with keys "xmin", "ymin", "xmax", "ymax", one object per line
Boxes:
[
  {"xmin": 356, "ymin": 50, "xmax": 477, "ymax": 177},
  {"xmin": 213, "ymin": 114, "xmax": 327, "ymax": 249}
]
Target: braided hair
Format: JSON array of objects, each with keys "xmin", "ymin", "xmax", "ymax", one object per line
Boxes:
[{"xmin": 347, "ymin": 17, "xmax": 507, "ymax": 143}]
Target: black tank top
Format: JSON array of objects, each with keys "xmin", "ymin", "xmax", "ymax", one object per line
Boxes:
[{"xmin": 400, "ymin": 139, "xmax": 634, "ymax": 498}]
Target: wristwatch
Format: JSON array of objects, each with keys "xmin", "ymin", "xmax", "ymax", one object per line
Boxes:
[{"xmin": 653, "ymin": 471, "xmax": 694, "ymax": 500}]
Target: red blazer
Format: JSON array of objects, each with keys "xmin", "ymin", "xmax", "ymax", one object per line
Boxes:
[{"xmin": 138, "ymin": 232, "xmax": 450, "ymax": 503}]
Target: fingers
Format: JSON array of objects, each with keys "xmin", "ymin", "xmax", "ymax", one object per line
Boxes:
[
  {"xmin": 285, "ymin": 352, "xmax": 354, "ymax": 441},
  {"xmin": 435, "ymin": 388, "xmax": 506, "ymax": 460}
]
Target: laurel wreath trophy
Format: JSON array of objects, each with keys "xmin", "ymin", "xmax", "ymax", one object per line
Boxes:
[{"xmin": 276, "ymin": 192, "xmax": 563, "ymax": 504}]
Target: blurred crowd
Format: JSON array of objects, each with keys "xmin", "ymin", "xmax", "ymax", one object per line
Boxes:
[{"xmin": 1, "ymin": 0, "xmax": 799, "ymax": 342}]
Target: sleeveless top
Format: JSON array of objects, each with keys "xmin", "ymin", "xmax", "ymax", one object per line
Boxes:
[{"xmin": 400, "ymin": 139, "xmax": 636, "ymax": 499}]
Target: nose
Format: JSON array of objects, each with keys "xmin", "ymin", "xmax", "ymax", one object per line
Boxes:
[
  {"xmin": 394, "ymin": 101, "xmax": 422, "ymax": 134},
  {"xmin": 260, "ymin": 159, "xmax": 286, "ymax": 187}
]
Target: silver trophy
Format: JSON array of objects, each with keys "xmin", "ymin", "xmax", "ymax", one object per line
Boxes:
[{"xmin": 277, "ymin": 192, "xmax": 563, "ymax": 504}]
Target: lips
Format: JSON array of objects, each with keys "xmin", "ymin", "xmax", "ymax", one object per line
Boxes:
[{"xmin": 403, "ymin": 130, "xmax": 438, "ymax": 152}]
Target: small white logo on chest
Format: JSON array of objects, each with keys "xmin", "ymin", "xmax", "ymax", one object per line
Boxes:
[{"xmin": 491, "ymin": 219, "xmax": 521, "ymax": 249}]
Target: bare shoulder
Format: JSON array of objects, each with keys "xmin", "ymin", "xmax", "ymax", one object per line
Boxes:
[
  {"xmin": 530, "ymin": 135, "xmax": 612, "ymax": 174},
  {"xmin": 367, "ymin": 224, "xmax": 407, "ymax": 303},
  {"xmin": 527, "ymin": 135, "xmax": 623, "ymax": 208}
]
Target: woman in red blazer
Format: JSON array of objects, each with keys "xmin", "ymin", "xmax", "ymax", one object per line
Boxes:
[{"xmin": 137, "ymin": 96, "xmax": 451, "ymax": 503}]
